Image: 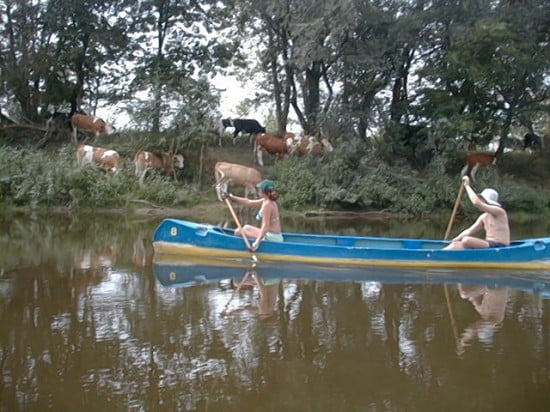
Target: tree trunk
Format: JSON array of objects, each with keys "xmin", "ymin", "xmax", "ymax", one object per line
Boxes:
[
  {"xmin": 198, "ymin": 144, "xmax": 205, "ymax": 187},
  {"xmin": 495, "ymin": 112, "xmax": 513, "ymax": 157}
]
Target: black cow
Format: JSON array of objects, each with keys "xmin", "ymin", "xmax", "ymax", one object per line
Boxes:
[
  {"xmin": 44, "ymin": 111, "xmax": 72, "ymax": 139},
  {"xmin": 221, "ymin": 118, "xmax": 266, "ymax": 144},
  {"xmin": 523, "ymin": 133, "xmax": 542, "ymax": 152}
]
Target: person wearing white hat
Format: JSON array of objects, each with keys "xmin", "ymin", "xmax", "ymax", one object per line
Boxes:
[{"xmin": 444, "ymin": 175, "xmax": 510, "ymax": 250}]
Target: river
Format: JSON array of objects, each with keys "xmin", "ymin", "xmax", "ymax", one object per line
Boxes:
[{"xmin": 1, "ymin": 211, "xmax": 549, "ymax": 411}]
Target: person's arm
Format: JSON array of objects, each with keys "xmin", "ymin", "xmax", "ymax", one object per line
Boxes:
[
  {"xmin": 227, "ymin": 193, "xmax": 262, "ymax": 207},
  {"xmin": 462, "ymin": 176, "xmax": 502, "ymax": 215},
  {"xmin": 452, "ymin": 214, "xmax": 484, "ymax": 242}
]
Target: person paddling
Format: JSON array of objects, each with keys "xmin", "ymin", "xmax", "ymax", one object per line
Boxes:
[
  {"xmin": 444, "ymin": 176, "xmax": 510, "ymax": 250},
  {"xmin": 223, "ymin": 179, "xmax": 283, "ymax": 251}
]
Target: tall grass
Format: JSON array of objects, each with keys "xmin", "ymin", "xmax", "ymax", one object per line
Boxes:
[{"xmin": 0, "ymin": 145, "xmax": 201, "ymax": 209}]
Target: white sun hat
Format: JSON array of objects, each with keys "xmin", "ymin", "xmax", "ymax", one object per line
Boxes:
[{"xmin": 479, "ymin": 188, "xmax": 501, "ymax": 207}]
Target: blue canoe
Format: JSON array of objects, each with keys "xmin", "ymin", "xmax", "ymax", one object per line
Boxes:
[{"xmin": 152, "ymin": 218, "xmax": 550, "ymax": 270}]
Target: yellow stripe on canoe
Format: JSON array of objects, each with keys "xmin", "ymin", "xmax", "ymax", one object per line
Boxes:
[{"xmin": 153, "ymin": 242, "xmax": 550, "ymax": 270}]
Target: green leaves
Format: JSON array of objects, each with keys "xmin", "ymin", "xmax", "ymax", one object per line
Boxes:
[{"xmin": 0, "ymin": 144, "xmax": 199, "ymax": 209}]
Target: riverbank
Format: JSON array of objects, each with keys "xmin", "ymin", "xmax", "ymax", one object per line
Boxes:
[
  {"xmin": 4, "ymin": 199, "xmax": 547, "ymax": 229},
  {"xmin": 2, "ymin": 137, "xmax": 550, "ymax": 217}
]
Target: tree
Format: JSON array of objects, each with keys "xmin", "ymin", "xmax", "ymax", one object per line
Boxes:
[
  {"xmin": 0, "ymin": 0, "xmax": 131, "ymax": 122},
  {"xmin": 418, "ymin": 0, "xmax": 550, "ymax": 153},
  {"xmin": 1, "ymin": 0, "xmax": 49, "ymax": 121},
  {"xmin": 127, "ymin": 0, "xmax": 236, "ymax": 133}
]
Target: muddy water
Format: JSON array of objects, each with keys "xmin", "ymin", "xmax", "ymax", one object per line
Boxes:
[{"xmin": 0, "ymin": 211, "xmax": 549, "ymax": 411}]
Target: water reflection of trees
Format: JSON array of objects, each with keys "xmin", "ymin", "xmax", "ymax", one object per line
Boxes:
[
  {"xmin": 0, "ymin": 213, "xmax": 161, "ymax": 272},
  {"xmin": 1, "ymin": 213, "xmax": 549, "ymax": 409},
  {"xmin": 2, "ymin": 265, "xmax": 549, "ymax": 409}
]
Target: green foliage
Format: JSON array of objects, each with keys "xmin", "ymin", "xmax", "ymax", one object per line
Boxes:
[
  {"xmin": 1, "ymin": 140, "xmax": 549, "ymax": 216},
  {"xmin": 270, "ymin": 141, "xmax": 550, "ymax": 216},
  {"xmin": 418, "ymin": 12, "xmax": 549, "ymax": 148},
  {"xmin": 0, "ymin": 145, "xmax": 201, "ymax": 210}
]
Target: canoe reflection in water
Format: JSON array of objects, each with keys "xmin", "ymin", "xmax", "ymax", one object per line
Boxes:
[
  {"xmin": 456, "ymin": 284, "xmax": 510, "ymax": 354},
  {"xmin": 220, "ymin": 266, "xmax": 281, "ymax": 320}
]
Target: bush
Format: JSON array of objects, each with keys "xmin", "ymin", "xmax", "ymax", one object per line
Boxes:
[
  {"xmin": 270, "ymin": 143, "xmax": 550, "ymax": 216},
  {"xmin": 0, "ymin": 144, "xmax": 201, "ymax": 209},
  {"xmin": 2, "ymin": 135, "xmax": 549, "ymax": 216}
]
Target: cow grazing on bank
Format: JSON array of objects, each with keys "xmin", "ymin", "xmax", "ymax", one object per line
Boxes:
[
  {"xmin": 523, "ymin": 132, "xmax": 543, "ymax": 152},
  {"xmin": 214, "ymin": 161, "xmax": 263, "ymax": 201},
  {"xmin": 221, "ymin": 118, "xmax": 266, "ymax": 144},
  {"xmin": 76, "ymin": 144, "xmax": 121, "ymax": 174},
  {"xmin": 133, "ymin": 151, "xmax": 185, "ymax": 186},
  {"xmin": 287, "ymin": 134, "xmax": 334, "ymax": 156},
  {"xmin": 460, "ymin": 152, "xmax": 497, "ymax": 182},
  {"xmin": 71, "ymin": 113, "xmax": 112, "ymax": 144},
  {"xmin": 253, "ymin": 133, "xmax": 290, "ymax": 166}
]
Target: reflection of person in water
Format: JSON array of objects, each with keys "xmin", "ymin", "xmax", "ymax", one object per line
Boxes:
[
  {"xmin": 224, "ymin": 269, "xmax": 281, "ymax": 320},
  {"xmin": 457, "ymin": 284, "xmax": 509, "ymax": 354}
]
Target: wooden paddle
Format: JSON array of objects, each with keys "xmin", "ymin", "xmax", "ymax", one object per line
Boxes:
[
  {"xmin": 444, "ymin": 181, "xmax": 466, "ymax": 241},
  {"xmin": 220, "ymin": 267, "xmax": 255, "ymax": 316},
  {"xmin": 443, "ymin": 181, "xmax": 465, "ymax": 353},
  {"xmin": 224, "ymin": 197, "xmax": 259, "ymax": 263}
]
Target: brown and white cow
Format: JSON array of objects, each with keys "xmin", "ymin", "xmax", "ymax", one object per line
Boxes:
[
  {"xmin": 288, "ymin": 134, "xmax": 334, "ymax": 156},
  {"xmin": 254, "ymin": 133, "xmax": 290, "ymax": 166},
  {"xmin": 76, "ymin": 144, "xmax": 121, "ymax": 174},
  {"xmin": 133, "ymin": 150, "xmax": 185, "ymax": 186},
  {"xmin": 71, "ymin": 113, "xmax": 112, "ymax": 144},
  {"xmin": 214, "ymin": 161, "xmax": 263, "ymax": 201},
  {"xmin": 460, "ymin": 152, "xmax": 497, "ymax": 182}
]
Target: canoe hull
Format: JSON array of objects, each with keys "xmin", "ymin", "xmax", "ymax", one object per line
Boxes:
[{"xmin": 153, "ymin": 219, "xmax": 550, "ymax": 270}]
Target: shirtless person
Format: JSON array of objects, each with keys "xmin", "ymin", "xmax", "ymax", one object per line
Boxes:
[{"xmin": 444, "ymin": 176, "xmax": 510, "ymax": 250}]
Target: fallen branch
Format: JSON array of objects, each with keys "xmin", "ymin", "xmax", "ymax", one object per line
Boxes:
[
  {"xmin": 3, "ymin": 123, "xmax": 47, "ymax": 132},
  {"xmin": 304, "ymin": 210, "xmax": 409, "ymax": 220},
  {"xmin": 129, "ymin": 199, "xmax": 164, "ymax": 209}
]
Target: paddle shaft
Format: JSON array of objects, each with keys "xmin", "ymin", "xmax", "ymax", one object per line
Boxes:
[
  {"xmin": 221, "ymin": 269, "xmax": 254, "ymax": 315},
  {"xmin": 444, "ymin": 182, "xmax": 466, "ymax": 241},
  {"xmin": 443, "ymin": 181, "xmax": 465, "ymax": 352},
  {"xmin": 224, "ymin": 197, "xmax": 258, "ymax": 259}
]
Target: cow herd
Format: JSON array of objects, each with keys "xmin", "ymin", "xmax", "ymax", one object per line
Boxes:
[
  {"xmin": 73, "ymin": 117, "xmax": 335, "ymax": 197},
  {"xmin": 218, "ymin": 118, "xmax": 334, "ymax": 165},
  {"xmin": 213, "ymin": 119, "xmax": 335, "ymax": 198},
  {"xmin": 75, "ymin": 144, "xmax": 185, "ymax": 185},
  {"xmin": 67, "ymin": 115, "xmax": 546, "ymax": 195}
]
